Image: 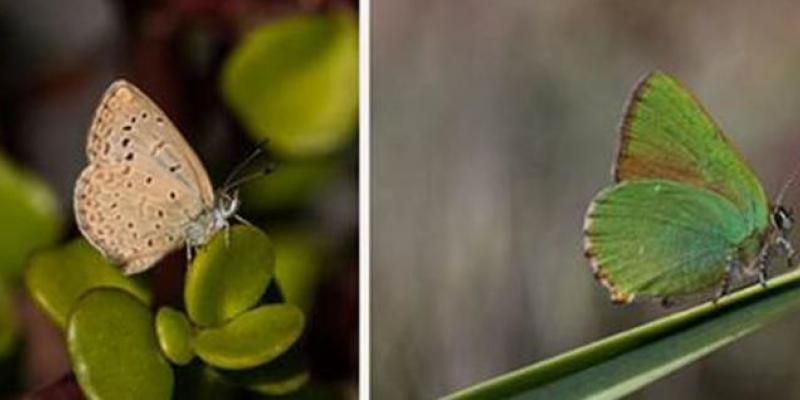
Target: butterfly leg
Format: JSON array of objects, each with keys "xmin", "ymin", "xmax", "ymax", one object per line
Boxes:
[
  {"xmin": 714, "ymin": 257, "xmax": 739, "ymax": 303},
  {"xmin": 185, "ymin": 242, "xmax": 195, "ymax": 265},
  {"xmin": 223, "ymin": 220, "xmax": 231, "ymax": 248},
  {"xmin": 756, "ymin": 246, "xmax": 772, "ymax": 288},
  {"xmin": 234, "ymin": 214, "xmax": 255, "ymax": 227},
  {"xmin": 777, "ymin": 236, "xmax": 796, "ymax": 268},
  {"xmin": 660, "ymin": 297, "xmax": 674, "ymax": 308}
]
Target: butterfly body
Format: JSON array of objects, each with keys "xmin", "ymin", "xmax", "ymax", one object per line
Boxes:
[
  {"xmin": 185, "ymin": 194, "xmax": 240, "ymax": 248},
  {"xmin": 75, "ymin": 80, "xmax": 237, "ymax": 274},
  {"xmin": 583, "ymin": 72, "xmax": 794, "ymax": 304}
]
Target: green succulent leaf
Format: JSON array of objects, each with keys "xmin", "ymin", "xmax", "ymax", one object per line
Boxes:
[
  {"xmin": 194, "ymin": 304, "xmax": 304, "ymax": 370},
  {"xmin": 213, "ymin": 342, "xmax": 309, "ymax": 395},
  {"xmin": 0, "ymin": 280, "xmax": 17, "ymax": 357},
  {"xmin": 249, "ymin": 371, "xmax": 310, "ymax": 396},
  {"xmin": 441, "ymin": 269, "xmax": 800, "ymax": 400},
  {"xmin": 221, "ymin": 11, "xmax": 358, "ymax": 158},
  {"xmin": 0, "ymin": 152, "xmax": 62, "ymax": 280},
  {"xmin": 241, "ymin": 159, "xmax": 338, "ymax": 212},
  {"xmin": 68, "ymin": 288, "xmax": 173, "ymax": 400},
  {"xmin": 25, "ymin": 239, "xmax": 151, "ymax": 329},
  {"xmin": 185, "ymin": 225, "xmax": 275, "ymax": 327},
  {"xmin": 271, "ymin": 229, "xmax": 325, "ymax": 312},
  {"xmin": 156, "ymin": 307, "xmax": 195, "ymax": 366}
]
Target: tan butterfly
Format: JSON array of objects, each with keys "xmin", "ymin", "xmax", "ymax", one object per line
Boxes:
[{"xmin": 74, "ymin": 80, "xmax": 240, "ymax": 274}]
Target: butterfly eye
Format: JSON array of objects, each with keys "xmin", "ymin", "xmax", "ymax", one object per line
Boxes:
[
  {"xmin": 773, "ymin": 206, "xmax": 794, "ymax": 230},
  {"xmin": 783, "ymin": 211, "xmax": 794, "ymax": 230}
]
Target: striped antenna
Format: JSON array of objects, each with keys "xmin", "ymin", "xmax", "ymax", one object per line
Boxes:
[{"xmin": 775, "ymin": 157, "xmax": 800, "ymax": 206}]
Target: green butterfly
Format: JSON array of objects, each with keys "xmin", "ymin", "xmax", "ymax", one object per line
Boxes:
[{"xmin": 583, "ymin": 71, "xmax": 796, "ymax": 304}]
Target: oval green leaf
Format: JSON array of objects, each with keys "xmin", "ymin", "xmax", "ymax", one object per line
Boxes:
[
  {"xmin": 185, "ymin": 225, "xmax": 275, "ymax": 327},
  {"xmin": 241, "ymin": 159, "xmax": 337, "ymax": 212},
  {"xmin": 249, "ymin": 372, "xmax": 310, "ymax": 396},
  {"xmin": 271, "ymin": 229, "xmax": 324, "ymax": 312},
  {"xmin": 68, "ymin": 288, "xmax": 173, "ymax": 400},
  {"xmin": 0, "ymin": 280, "xmax": 17, "ymax": 357},
  {"xmin": 156, "ymin": 307, "xmax": 195, "ymax": 366},
  {"xmin": 0, "ymin": 152, "xmax": 62, "ymax": 280},
  {"xmin": 25, "ymin": 239, "xmax": 151, "ymax": 329},
  {"xmin": 194, "ymin": 304, "xmax": 304, "ymax": 370},
  {"xmin": 212, "ymin": 342, "xmax": 309, "ymax": 395},
  {"xmin": 221, "ymin": 11, "xmax": 358, "ymax": 158}
]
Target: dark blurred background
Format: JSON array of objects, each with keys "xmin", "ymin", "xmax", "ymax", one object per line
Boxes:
[
  {"xmin": 372, "ymin": 1, "xmax": 800, "ymax": 399},
  {"xmin": 0, "ymin": 0, "xmax": 358, "ymax": 398}
]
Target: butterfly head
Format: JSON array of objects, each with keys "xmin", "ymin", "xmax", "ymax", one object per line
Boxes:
[
  {"xmin": 184, "ymin": 190, "xmax": 241, "ymax": 248},
  {"xmin": 215, "ymin": 189, "xmax": 241, "ymax": 221},
  {"xmin": 772, "ymin": 205, "xmax": 794, "ymax": 233}
]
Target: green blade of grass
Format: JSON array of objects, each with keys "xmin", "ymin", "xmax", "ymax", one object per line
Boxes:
[{"xmin": 442, "ymin": 268, "xmax": 800, "ymax": 400}]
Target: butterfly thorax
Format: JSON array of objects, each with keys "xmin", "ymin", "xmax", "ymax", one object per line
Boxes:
[
  {"xmin": 186, "ymin": 192, "xmax": 240, "ymax": 247},
  {"xmin": 734, "ymin": 206, "xmax": 793, "ymax": 277}
]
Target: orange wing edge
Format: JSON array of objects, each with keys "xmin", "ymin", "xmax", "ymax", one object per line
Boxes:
[
  {"xmin": 612, "ymin": 70, "xmax": 660, "ymax": 183},
  {"xmin": 582, "ymin": 200, "xmax": 635, "ymax": 305}
]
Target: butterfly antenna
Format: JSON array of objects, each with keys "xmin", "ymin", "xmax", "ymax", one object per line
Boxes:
[
  {"xmin": 775, "ymin": 158, "xmax": 800, "ymax": 206},
  {"xmin": 222, "ymin": 141, "xmax": 269, "ymax": 191},
  {"xmin": 221, "ymin": 163, "xmax": 277, "ymax": 191}
]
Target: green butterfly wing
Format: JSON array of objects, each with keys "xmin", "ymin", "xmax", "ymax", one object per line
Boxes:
[
  {"xmin": 584, "ymin": 72, "xmax": 771, "ymax": 303},
  {"xmin": 616, "ymin": 71, "xmax": 769, "ymax": 231},
  {"xmin": 584, "ymin": 180, "xmax": 760, "ymax": 303}
]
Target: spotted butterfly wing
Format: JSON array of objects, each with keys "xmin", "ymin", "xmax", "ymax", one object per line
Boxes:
[{"xmin": 74, "ymin": 80, "xmax": 216, "ymax": 274}]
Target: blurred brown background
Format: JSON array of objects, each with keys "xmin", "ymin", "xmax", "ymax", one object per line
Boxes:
[{"xmin": 372, "ymin": 1, "xmax": 800, "ymax": 399}]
